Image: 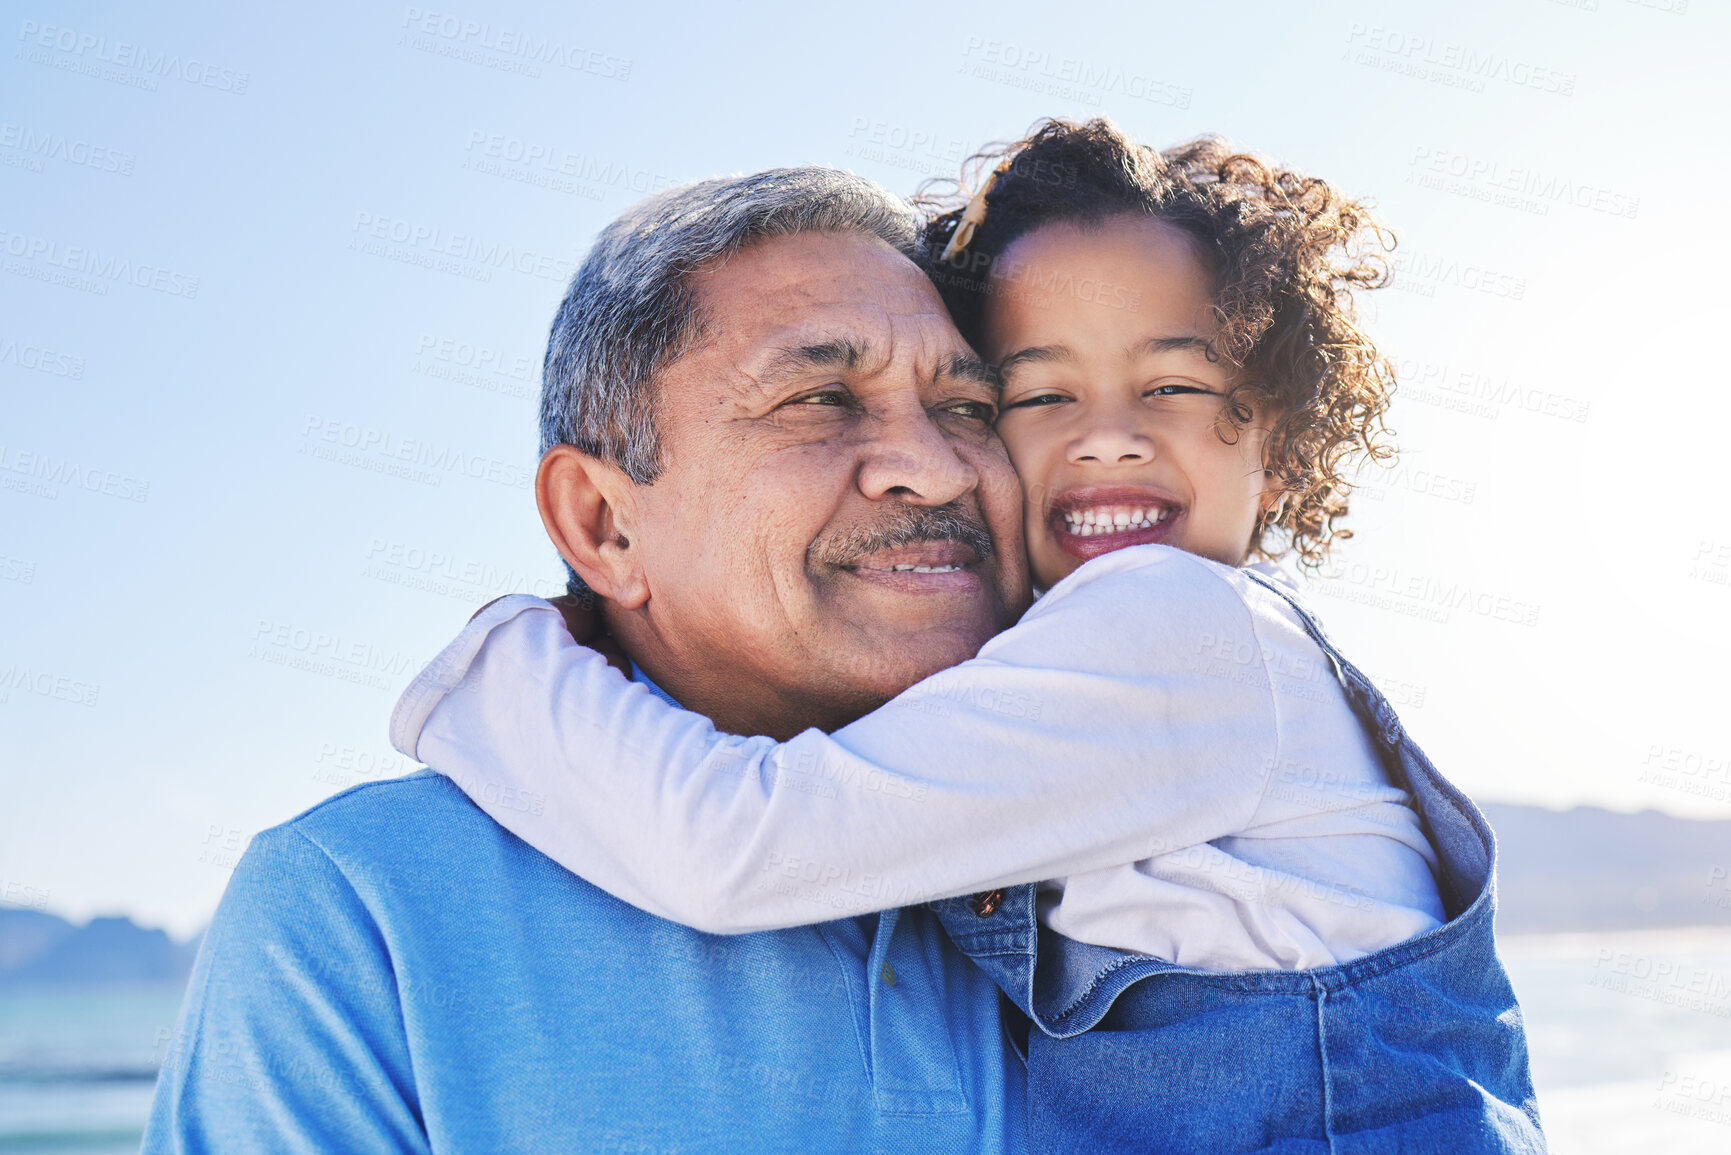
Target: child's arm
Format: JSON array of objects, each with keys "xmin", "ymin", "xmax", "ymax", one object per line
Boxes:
[{"xmin": 392, "ymin": 546, "xmax": 1279, "ymax": 933}]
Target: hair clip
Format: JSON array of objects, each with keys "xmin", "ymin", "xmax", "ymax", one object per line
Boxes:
[{"xmin": 939, "ymin": 159, "xmax": 1012, "ymax": 262}]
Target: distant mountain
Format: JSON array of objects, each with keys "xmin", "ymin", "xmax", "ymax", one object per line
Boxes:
[
  {"xmin": 0, "ymin": 908, "xmax": 198, "ymax": 985},
  {"xmin": 0, "ymin": 906, "xmax": 75, "ymax": 971},
  {"xmin": 1481, "ymin": 802, "xmax": 1731, "ymax": 934}
]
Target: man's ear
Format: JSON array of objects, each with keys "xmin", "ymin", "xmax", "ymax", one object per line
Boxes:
[{"xmin": 536, "ymin": 445, "xmax": 650, "ymax": 611}]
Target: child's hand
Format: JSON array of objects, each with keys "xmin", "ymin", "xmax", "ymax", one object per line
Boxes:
[{"xmin": 467, "ymin": 596, "xmax": 633, "ymax": 676}]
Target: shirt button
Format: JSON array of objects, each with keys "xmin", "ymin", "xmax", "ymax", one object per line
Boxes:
[
  {"xmin": 971, "ymin": 889, "xmax": 1004, "ymax": 917},
  {"xmin": 880, "ymin": 964, "xmax": 897, "ymax": 986}
]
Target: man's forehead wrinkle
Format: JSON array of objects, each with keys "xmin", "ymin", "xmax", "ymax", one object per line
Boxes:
[
  {"xmin": 698, "ymin": 268, "xmax": 972, "ymax": 400},
  {"xmin": 751, "ymin": 334, "xmax": 891, "ymax": 387},
  {"xmin": 785, "ymin": 337, "xmax": 872, "ymax": 372}
]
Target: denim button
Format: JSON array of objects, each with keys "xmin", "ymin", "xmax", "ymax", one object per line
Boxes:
[
  {"xmin": 880, "ymin": 963, "xmax": 897, "ymax": 986},
  {"xmin": 971, "ymin": 889, "xmax": 1004, "ymax": 917}
]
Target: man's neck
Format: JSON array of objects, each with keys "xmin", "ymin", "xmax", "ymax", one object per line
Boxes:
[{"xmin": 611, "ymin": 616, "xmax": 872, "ymax": 740}]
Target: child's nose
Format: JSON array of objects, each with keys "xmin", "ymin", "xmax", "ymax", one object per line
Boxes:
[{"xmin": 1068, "ymin": 422, "xmax": 1155, "ymax": 465}]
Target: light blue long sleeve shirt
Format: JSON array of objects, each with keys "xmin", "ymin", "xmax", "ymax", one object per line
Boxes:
[{"xmin": 142, "ymin": 771, "xmax": 1027, "ymax": 1153}]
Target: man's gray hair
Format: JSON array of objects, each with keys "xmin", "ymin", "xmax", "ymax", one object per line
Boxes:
[{"xmin": 540, "ymin": 167, "xmax": 924, "ymax": 479}]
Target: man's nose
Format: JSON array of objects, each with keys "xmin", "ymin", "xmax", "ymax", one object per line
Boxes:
[{"xmin": 856, "ymin": 404, "xmax": 979, "ymax": 506}]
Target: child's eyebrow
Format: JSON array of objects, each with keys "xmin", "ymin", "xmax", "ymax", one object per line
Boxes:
[
  {"xmin": 997, "ymin": 344, "xmax": 1070, "ymax": 378},
  {"xmin": 1130, "ymin": 335, "xmax": 1214, "ymax": 360},
  {"xmin": 999, "ymin": 335, "xmax": 1216, "ymax": 380}
]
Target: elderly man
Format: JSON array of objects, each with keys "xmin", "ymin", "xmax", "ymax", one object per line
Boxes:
[{"xmin": 142, "ymin": 169, "xmax": 1035, "ymax": 1152}]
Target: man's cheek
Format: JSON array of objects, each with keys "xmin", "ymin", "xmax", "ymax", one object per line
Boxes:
[
  {"xmin": 981, "ymin": 453, "xmax": 1029, "ymax": 551},
  {"xmin": 968, "ymin": 438, "xmax": 1024, "ymax": 510}
]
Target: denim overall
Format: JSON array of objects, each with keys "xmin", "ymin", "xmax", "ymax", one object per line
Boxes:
[{"xmin": 933, "ymin": 570, "xmax": 1547, "ymax": 1153}]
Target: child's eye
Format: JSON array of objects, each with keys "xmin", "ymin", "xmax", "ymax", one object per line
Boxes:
[
  {"xmin": 1146, "ymin": 383, "xmax": 1213, "ymax": 397},
  {"xmin": 1002, "ymin": 392, "xmax": 1071, "ymax": 410}
]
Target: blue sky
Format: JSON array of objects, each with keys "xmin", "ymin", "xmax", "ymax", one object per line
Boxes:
[{"xmin": 4, "ymin": 0, "xmax": 1727, "ymax": 936}]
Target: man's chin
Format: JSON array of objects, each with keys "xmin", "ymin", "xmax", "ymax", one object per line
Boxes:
[
  {"xmin": 795, "ymin": 572, "xmax": 1013, "ymax": 705},
  {"xmin": 824, "ymin": 616, "xmax": 999, "ymax": 697}
]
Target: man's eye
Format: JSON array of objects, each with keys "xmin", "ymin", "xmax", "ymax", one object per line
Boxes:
[
  {"xmin": 1001, "ymin": 392, "xmax": 1071, "ymax": 410},
  {"xmin": 941, "ymin": 399, "xmax": 998, "ymax": 422},
  {"xmin": 787, "ymin": 388, "xmax": 850, "ymax": 407}
]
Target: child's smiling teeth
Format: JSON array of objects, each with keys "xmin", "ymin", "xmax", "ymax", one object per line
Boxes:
[{"xmin": 1061, "ymin": 506, "xmax": 1172, "ymax": 537}]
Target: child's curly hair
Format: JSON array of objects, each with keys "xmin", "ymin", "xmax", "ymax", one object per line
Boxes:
[{"xmin": 915, "ymin": 118, "xmax": 1397, "ymax": 570}]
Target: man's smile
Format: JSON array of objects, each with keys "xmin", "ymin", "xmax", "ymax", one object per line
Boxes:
[{"xmin": 841, "ymin": 540, "xmax": 984, "ymax": 592}]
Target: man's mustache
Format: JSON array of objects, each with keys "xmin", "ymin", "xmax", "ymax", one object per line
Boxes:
[{"xmin": 808, "ymin": 502, "xmax": 996, "ymax": 568}]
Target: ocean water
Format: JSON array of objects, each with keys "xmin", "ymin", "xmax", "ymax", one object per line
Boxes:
[
  {"xmin": 0, "ymin": 983, "xmax": 184, "ymax": 1154},
  {"xmin": 1503, "ymin": 926, "xmax": 1731, "ymax": 1153},
  {"xmin": 2, "ymin": 929, "xmax": 1729, "ymax": 1151}
]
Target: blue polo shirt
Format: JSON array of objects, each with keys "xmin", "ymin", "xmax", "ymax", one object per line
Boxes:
[{"xmin": 142, "ymin": 771, "xmax": 1027, "ymax": 1152}]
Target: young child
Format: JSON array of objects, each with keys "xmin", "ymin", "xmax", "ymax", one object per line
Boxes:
[{"xmin": 392, "ymin": 121, "xmax": 1544, "ymax": 1152}]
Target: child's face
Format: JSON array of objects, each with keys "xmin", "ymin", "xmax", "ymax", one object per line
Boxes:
[{"xmin": 979, "ymin": 215, "xmax": 1280, "ymax": 589}]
